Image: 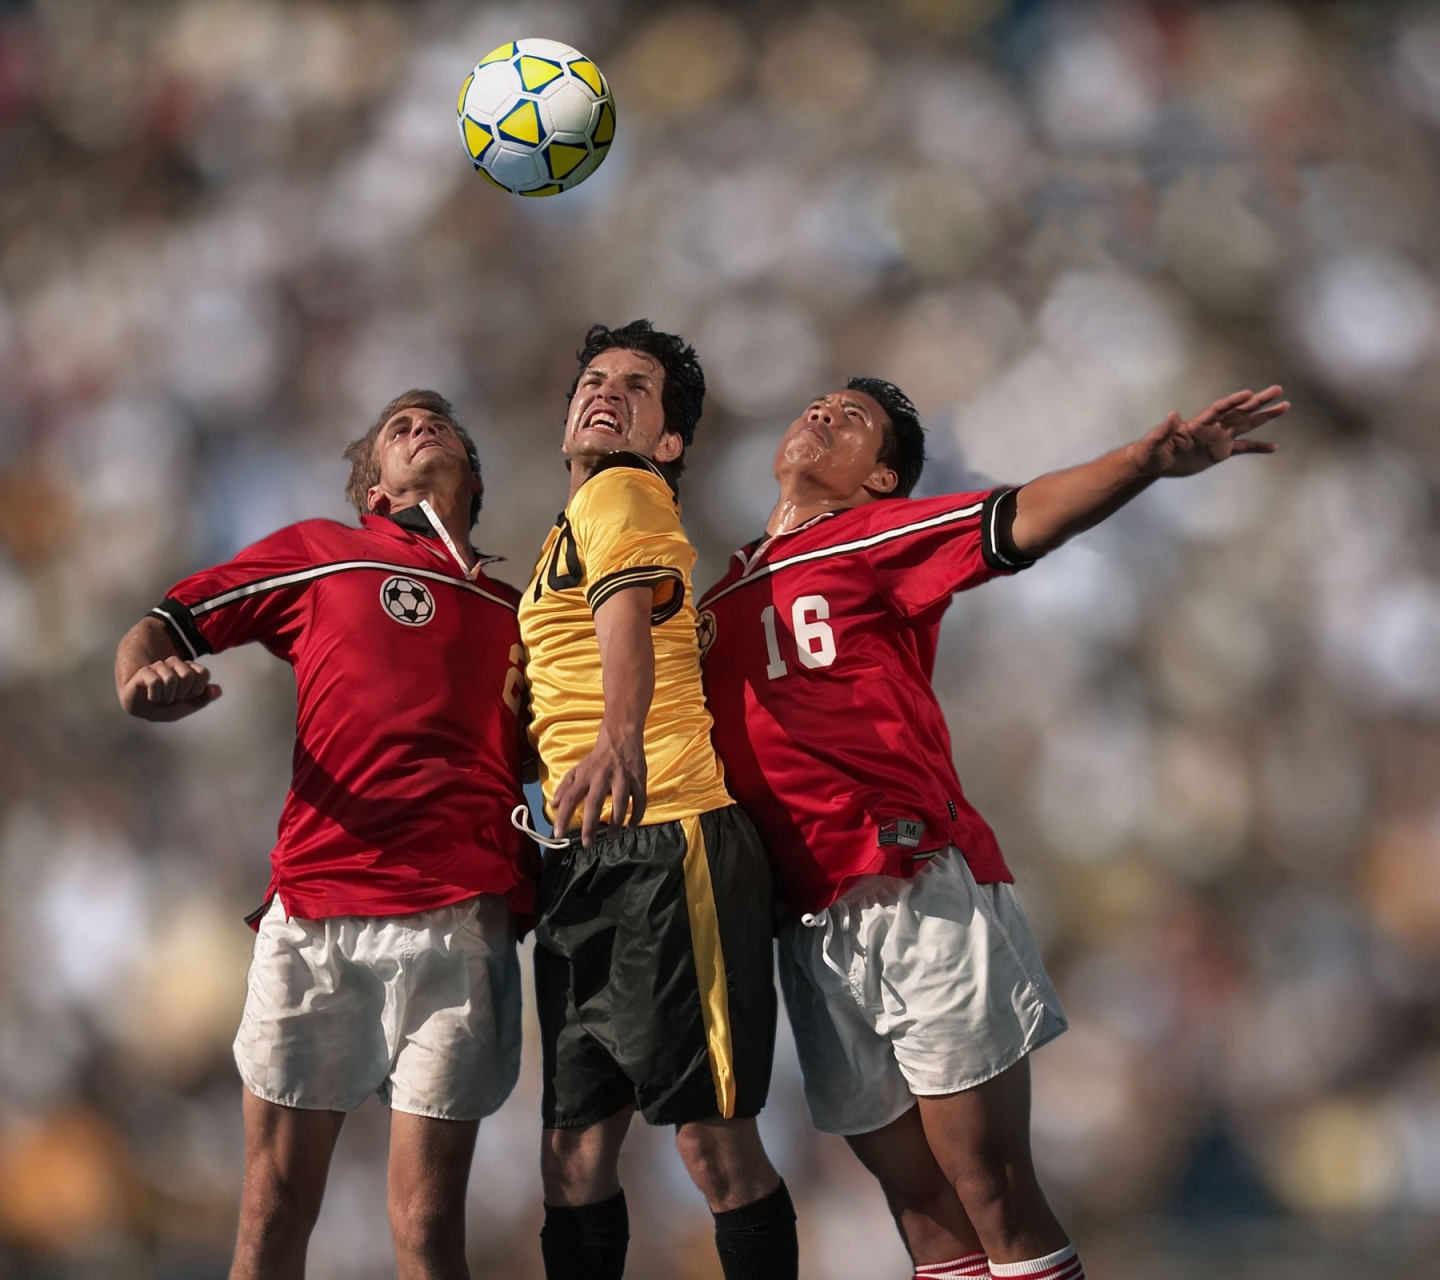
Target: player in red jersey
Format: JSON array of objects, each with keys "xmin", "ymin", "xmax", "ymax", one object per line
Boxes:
[
  {"xmin": 700, "ymin": 378, "xmax": 1289, "ymax": 1280},
  {"xmin": 114, "ymin": 391, "xmax": 533, "ymax": 1280}
]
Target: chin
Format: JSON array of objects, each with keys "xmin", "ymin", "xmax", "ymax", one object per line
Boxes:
[{"xmin": 570, "ymin": 436, "xmax": 627, "ymax": 460}]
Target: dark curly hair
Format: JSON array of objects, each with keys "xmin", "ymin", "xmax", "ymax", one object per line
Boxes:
[
  {"xmin": 343, "ymin": 389, "xmax": 482, "ymax": 527},
  {"xmin": 568, "ymin": 320, "xmax": 706, "ymax": 476},
  {"xmin": 846, "ymin": 376, "xmax": 926, "ymax": 499}
]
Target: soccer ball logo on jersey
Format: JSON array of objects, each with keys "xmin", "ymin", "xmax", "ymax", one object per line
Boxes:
[
  {"xmin": 696, "ymin": 609, "xmax": 717, "ymax": 657},
  {"xmin": 380, "ymin": 576, "xmax": 435, "ymax": 627}
]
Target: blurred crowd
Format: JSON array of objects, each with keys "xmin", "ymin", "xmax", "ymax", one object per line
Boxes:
[{"xmin": 1, "ymin": 0, "xmax": 1439, "ymax": 1276}]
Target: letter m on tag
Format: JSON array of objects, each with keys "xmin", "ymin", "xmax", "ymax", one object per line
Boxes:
[{"xmin": 878, "ymin": 818, "xmax": 925, "ymax": 849}]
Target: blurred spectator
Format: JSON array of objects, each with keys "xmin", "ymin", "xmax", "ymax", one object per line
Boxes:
[{"xmin": 0, "ymin": 1, "xmax": 1438, "ymax": 1275}]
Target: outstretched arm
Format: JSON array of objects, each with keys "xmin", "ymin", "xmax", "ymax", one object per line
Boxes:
[
  {"xmin": 1008, "ymin": 386, "xmax": 1290, "ymax": 559},
  {"xmin": 115, "ymin": 617, "xmax": 222, "ymax": 721}
]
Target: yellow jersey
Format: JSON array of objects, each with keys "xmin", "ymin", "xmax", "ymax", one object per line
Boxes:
[{"xmin": 518, "ymin": 454, "xmax": 732, "ymax": 829}]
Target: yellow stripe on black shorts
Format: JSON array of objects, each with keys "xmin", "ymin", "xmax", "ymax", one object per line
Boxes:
[{"xmin": 532, "ymin": 803, "xmax": 778, "ymax": 1130}]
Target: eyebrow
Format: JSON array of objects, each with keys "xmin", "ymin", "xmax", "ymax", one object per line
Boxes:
[
  {"xmin": 386, "ymin": 413, "xmax": 449, "ymax": 432},
  {"xmin": 585, "ymin": 368, "xmax": 654, "ymax": 384}
]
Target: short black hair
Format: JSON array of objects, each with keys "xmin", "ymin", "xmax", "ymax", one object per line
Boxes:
[
  {"xmin": 846, "ymin": 377, "xmax": 925, "ymax": 498},
  {"xmin": 343, "ymin": 389, "xmax": 483, "ymax": 527},
  {"xmin": 568, "ymin": 320, "xmax": 706, "ymax": 475}
]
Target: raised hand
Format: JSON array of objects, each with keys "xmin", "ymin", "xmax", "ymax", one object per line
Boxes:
[
  {"xmin": 119, "ymin": 655, "xmax": 222, "ymax": 722},
  {"xmin": 1134, "ymin": 385, "xmax": 1290, "ymax": 478}
]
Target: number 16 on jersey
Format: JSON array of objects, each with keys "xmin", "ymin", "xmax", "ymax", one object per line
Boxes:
[{"xmin": 760, "ymin": 595, "xmax": 836, "ymax": 680}]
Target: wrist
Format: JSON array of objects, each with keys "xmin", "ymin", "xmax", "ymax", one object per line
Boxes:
[
  {"xmin": 598, "ymin": 716, "xmax": 645, "ymax": 750},
  {"xmin": 1123, "ymin": 438, "xmax": 1162, "ymax": 479}
]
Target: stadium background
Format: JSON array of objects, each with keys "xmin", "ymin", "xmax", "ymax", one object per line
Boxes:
[{"xmin": 1, "ymin": 0, "xmax": 1438, "ymax": 1275}]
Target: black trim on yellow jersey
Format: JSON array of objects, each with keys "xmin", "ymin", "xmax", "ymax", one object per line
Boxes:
[
  {"xmin": 534, "ymin": 515, "xmax": 584, "ymax": 601},
  {"xmin": 587, "ymin": 565, "xmax": 685, "ymax": 622},
  {"xmin": 589, "ymin": 450, "xmax": 680, "ymax": 498}
]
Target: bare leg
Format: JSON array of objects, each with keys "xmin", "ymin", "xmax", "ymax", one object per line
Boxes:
[
  {"xmin": 230, "ymin": 1089, "xmax": 346, "ymax": 1280},
  {"xmin": 673, "ymin": 1116, "xmax": 780, "ymax": 1212},
  {"xmin": 387, "ymin": 1112, "xmax": 480, "ymax": 1280},
  {"xmin": 540, "ymin": 1105, "xmax": 635, "ymax": 1206},
  {"xmin": 846, "ymin": 1104, "xmax": 984, "ymax": 1267},
  {"xmin": 540, "ymin": 1108, "xmax": 636, "ymax": 1280},
  {"xmin": 916, "ymin": 1058, "xmax": 1068, "ymax": 1265}
]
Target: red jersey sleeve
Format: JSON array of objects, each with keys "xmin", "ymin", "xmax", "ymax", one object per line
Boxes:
[
  {"xmin": 865, "ymin": 487, "xmax": 1035, "ymax": 619},
  {"xmin": 148, "ymin": 522, "xmax": 320, "ymax": 659}
]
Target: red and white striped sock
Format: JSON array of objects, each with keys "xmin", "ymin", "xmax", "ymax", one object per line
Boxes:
[
  {"xmin": 914, "ymin": 1252, "xmax": 988, "ymax": 1279},
  {"xmin": 988, "ymin": 1243, "xmax": 1085, "ymax": 1279}
]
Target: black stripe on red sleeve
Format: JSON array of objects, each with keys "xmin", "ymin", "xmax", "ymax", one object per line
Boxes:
[
  {"xmin": 980, "ymin": 488, "xmax": 1037, "ymax": 572},
  {"xmin": 148, "ymin": 598, "xmax": 211, "ymax": 658}
]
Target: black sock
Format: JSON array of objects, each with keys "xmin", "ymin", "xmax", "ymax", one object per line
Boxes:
[
  {"xmin": 713, "ymin": 1181, "xmax": 798, "ymax": 1280},
  {"xmin": 540, "ymin": 1191, "xmax": 629, "ymax": 1280}
]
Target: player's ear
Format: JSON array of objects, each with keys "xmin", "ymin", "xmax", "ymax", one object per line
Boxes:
[
  {"xmin": 862, "ymin": 465, "xmax": 898, "ymax": 497},
  {"xmin": 366, "ymin": 485, "xmax": 392, "ymax": 515},
  {"xmin": 654, "ymin": 430, "xmax": 683, "ymax": 464}
]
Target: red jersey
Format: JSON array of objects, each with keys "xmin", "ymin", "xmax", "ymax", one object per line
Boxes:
[
  {"xmin": 698, "ymin": 488, "xmax": 1032, "ymax": 916},
  {"xmin": 150, "ymin": 508, "xmax": 534, "ymax": 922}
]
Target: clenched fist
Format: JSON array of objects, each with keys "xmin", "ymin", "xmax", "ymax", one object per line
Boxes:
[{"xmin": 119, "ymin": 655, "xmax": 222, "ymax": 722}]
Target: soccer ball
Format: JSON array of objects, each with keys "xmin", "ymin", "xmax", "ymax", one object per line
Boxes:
[
  {"xmin": 457, "ymin": 38, "xmax": 615, "ymax": 196},
  {"xmin": 381, "ymin": 576, "xmax": 435, "ymax": 627}
]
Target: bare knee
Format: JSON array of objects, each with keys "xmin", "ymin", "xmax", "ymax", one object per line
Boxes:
[
  {"xmin": 239, "ymin": 1157, "xmax": 326, "ymax": 1245},
  {"xmin": 949, "ymin": 1153, "xmax": 1044, "ymax": 1243},
  {"xmin": 880, "ymin": 1167, "xmax": 962, "ymax": 1221},
  {"xmin": 389, "ymin": 1194, "xmax": 463, "ymax": 1266},
  {"xmin": 675, "ymin": 1118, "xmax": 778, "ymax": 1212},
  {"xmin": 542, "ymin": 1118, "xmax": 627, "ymax": 1207}
]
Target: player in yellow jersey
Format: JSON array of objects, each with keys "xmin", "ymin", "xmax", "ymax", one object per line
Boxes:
[{"xmin": 518, "ymin": 321, "xmax": 797, "ymax": 1280}]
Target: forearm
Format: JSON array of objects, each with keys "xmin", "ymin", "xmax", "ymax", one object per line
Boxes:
[
  {"xmin": 114, "ymin": 617, "xmax": 179, "ymax": 697},
  {"xmin": 1009, "ymin": 441, "xmax": 1155, "ymax": 558},
  {"xmin": 593, "ymin": 587, "xmax": 654, "ymax": 743}
]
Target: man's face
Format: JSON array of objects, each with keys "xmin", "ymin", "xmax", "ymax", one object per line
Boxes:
[
  {"xmin": 369, "ymin": 408, "xmax": 477, "ymax": 508},
  {"xmin": 774, "ymin": 389, "xmax": 896, "ymax": 496},
  {"xmin": 564, "ymin": 348, "xmax": 681, "ymax": 466}
]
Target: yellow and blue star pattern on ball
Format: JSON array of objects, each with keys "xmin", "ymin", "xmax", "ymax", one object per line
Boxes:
[{"xmin": 456, "ymin": 37, "xmax": 616, "ymax": 197}]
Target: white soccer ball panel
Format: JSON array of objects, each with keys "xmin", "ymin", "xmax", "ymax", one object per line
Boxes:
[
  {"xmin": 514, "ymin": 38, "xmax": 583, "ymax": 62},
  {"xmin": 465, "ymin": 64, "xmax": 514, "ymax": 118},
  {"xmin": 489, "ymin": 144, "xmax": 543, "ymax": 189},
  {"xmin": 545, "ymin": 79, "xmax": 597, "ymax": 131}
]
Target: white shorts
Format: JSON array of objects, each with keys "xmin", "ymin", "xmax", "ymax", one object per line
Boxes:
[
  {"xmin": 778, "ymin": 848, "xmax": 1067, "ymax": 1136},
  {"xmin": 234, "ymin": 894, "xmax": 522, "ymax": 1121}
]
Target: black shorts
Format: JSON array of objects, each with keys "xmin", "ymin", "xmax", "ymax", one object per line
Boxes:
[{"xmin": 534, "ymin": 803, "xmax": 777, "ymax": 1130}]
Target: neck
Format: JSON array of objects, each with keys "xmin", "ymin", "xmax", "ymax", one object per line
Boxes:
[
  {"xmin": 766, "ymin": 477, "xmax": 876, "ymax": 537},
  {"xmin": 567, "ymin": 455, "xmax": 602, "ymax": 502},
  {"xmin": 387, "ymin": 490, "xmax": 474, "ymax": 567}
]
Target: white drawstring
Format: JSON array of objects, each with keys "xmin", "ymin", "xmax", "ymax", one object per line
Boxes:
[
  {"xmin": 419, "ymin": 499, "xmax": 482, "ymax": 581},
  {"xmin": 801, "ymin": 903, "xmax": 853, "ymax": 986},
  {"xmin": 510, "ymin": 803, "xmax": 570, "ymax": 850}
]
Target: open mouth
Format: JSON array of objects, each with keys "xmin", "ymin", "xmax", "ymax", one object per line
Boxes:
[{"xmin": 581, "ymin": 408, "xmax": 623, "ymax": 435}]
